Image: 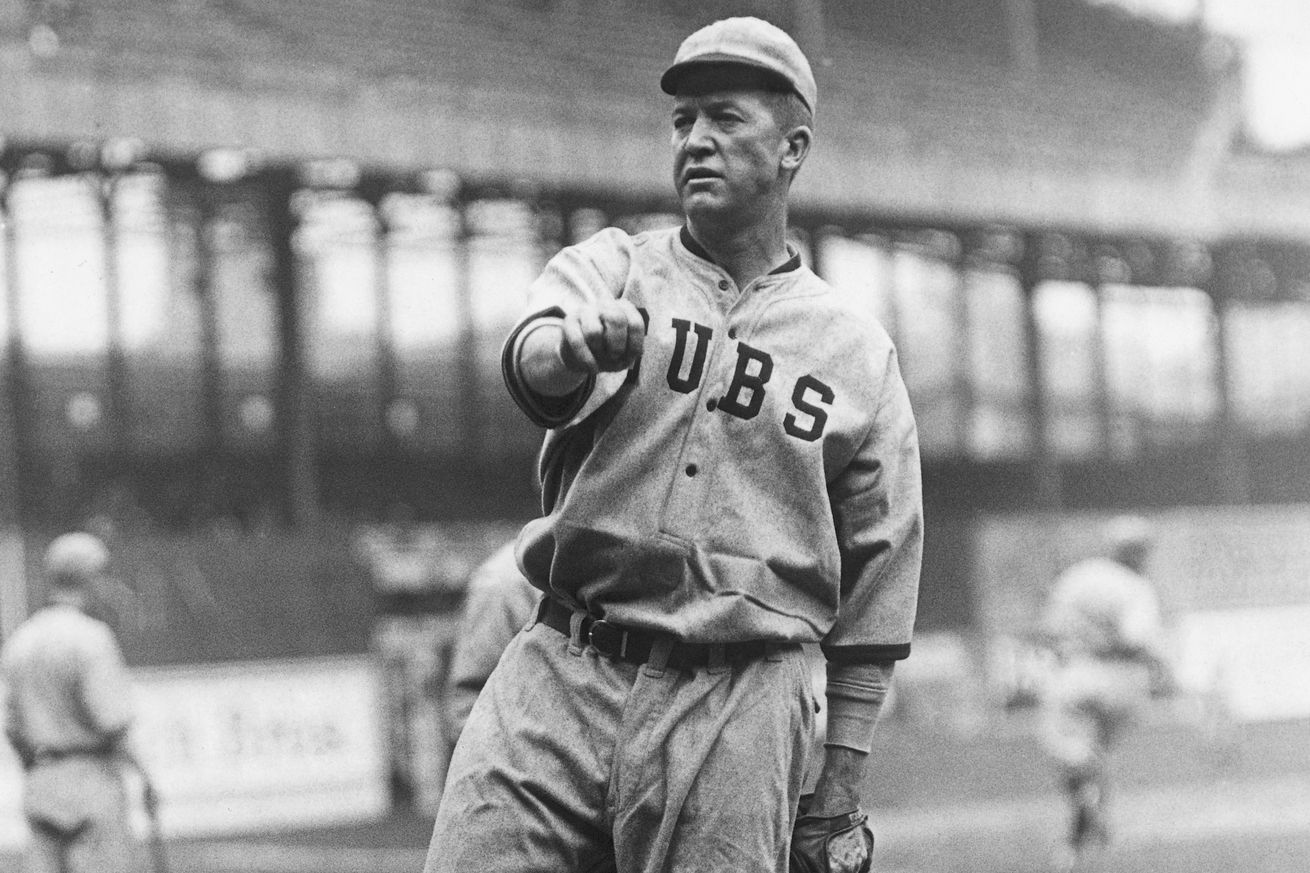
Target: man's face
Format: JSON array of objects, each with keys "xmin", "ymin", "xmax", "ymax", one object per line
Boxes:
[{"xmin": 671, "ymin": 82, "xmax": 793, "ymax": 227}]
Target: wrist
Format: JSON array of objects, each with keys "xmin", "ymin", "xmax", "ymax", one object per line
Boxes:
[
  {"xmin": 808, "ymin": 785, "xmax": 861, "ymax": 816},
  {"xmin": 809, "ymin": 746, "xmax": 867, "ymax": 815}
]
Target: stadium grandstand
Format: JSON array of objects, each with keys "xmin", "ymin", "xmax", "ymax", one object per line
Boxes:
[{"xmin": 0, "ymin": 0, "xmax": 1309, "ymax": 836}]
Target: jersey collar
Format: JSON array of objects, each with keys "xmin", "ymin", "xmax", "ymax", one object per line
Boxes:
[{"xmin": 679, "ymin": 226, "xmax": 802, "ymax": 276}]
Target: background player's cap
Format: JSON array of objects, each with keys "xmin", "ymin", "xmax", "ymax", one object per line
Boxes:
[
  {"xmin": 661, "ymin": 17, "xmax": 817, "ymax": 115},
  {"xmin": 1103, "ymin": 514, "xmax": 1154, "ymax": 568},
  {"xmin": 1104, "ymin": 515, "xmax": 1153, "ymax": 551},
  {"xmin": 44, "ymin": 531, "xmax": 110, "ymax": 585}
]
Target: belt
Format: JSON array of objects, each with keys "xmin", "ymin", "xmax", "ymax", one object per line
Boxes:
[
  {"xmin": 30, "ymin": 744, "xmax": 115, "ymax": 768},
  {"xmin": 537, "ymin": 597, "xmax": 775, "ymax": 670}
]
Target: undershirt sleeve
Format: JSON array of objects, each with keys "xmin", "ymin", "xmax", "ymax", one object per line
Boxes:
[{"xmin": 824, "ymin": 660, "xmax": 895, "ymax": 754}]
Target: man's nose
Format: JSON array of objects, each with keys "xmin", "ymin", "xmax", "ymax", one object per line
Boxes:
[{"xmin": 682, "ymin": 116, "xmax": 715, "ymax": 154}]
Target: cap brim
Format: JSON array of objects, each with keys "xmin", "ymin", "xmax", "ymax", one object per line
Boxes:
[{"xmin": 660, "ymin": 55, "xmax": 795, "ymax": 99}]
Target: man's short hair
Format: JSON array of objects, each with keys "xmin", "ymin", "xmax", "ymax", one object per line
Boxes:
[
  {"xmin": 770, "ymin": 89, "xmax": 814, "ymax": 134},
  {"xmin": 764, "ymin": 90, "xmax": 813, "ymax": 183}
]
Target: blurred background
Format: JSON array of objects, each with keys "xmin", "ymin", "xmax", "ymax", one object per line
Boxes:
[{"xmin": 0, "ymin": 0, "xmax": 1308, "ymax": 871}]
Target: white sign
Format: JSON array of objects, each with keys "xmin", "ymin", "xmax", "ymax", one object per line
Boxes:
[
  {"xmin": 1176, "ymin": 604, "xmax": 1310, "ymax": 723},
  {"xmin": 1, "ymin": 655, "xmax": 389, "ymax": 852}
]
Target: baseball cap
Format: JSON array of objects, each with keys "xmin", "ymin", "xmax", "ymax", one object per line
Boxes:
[
  {"xmin": 661, "ymin": 17, "xmax": 817, "ymax": 115},
  {"xmin": 44, "ymin": 532, "xmax": 110, "ymax": 583},
  {"xmin": 1104, "ymin": 515, "xmax": 1153, "ymax": 551}
]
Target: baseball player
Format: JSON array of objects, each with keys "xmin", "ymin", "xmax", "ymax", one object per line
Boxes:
[
  {"xmin": 442, "ymin": 539, "xmax": 542, "ymax": 752},
  {"xmin": 2, "ymin": 532, "xmax": 155, "ymax": 873},
  {"xmin": 1037, "ymin": 516, "xmax": 1174, "ymax": 868},
  {"xmin": 426, "ymin": 17, "xmax": 922, "ymax": 873}
]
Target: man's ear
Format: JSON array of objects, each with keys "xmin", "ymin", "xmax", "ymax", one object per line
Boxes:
[{"xmin": 780, "ymin": 125, "xmax": 813, "ymax": 176}]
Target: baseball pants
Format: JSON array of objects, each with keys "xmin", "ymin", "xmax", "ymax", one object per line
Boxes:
[
  {"xmin": 22, "ymin": 756, "xmax": 137, "ymax": 873},
  {"xmin": 1041, "ymin": 656, "xmax": 1154, "ymax": 773},
  {"xmin": 426, "ymin": 613, "xmax": 816, "ymax": 873}
]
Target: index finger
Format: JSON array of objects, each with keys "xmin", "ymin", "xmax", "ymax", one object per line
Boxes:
[{"xmin": 623, "ymin": 304, "xmax": 646, "ymax": 361}]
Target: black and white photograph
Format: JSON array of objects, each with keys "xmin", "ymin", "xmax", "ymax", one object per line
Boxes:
[{"xmin": 1, "ymin": 2, "xmax": 1308, "ymax": 872}]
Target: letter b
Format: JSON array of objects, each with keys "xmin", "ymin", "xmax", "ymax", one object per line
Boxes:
[{"xmin": 718, "ymin": 343, "xmax": 773, "ymax": 420}]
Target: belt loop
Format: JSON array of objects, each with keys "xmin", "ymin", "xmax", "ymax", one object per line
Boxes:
[
  {"xmin": 567, "ymin": 611, "xmax": 587, "ymax": 657},
  {"xmin": 643, "ymin": 637, "xmax": 673, "ymax": 677},
  {"xmin": 707, "ymin": 644, "xmax": 729, "ymax": 674},
  {"xmin": 765, "ymin": 642, "xmax": 785, "ymax": 663}
]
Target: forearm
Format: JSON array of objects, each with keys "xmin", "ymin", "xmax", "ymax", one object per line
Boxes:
[
  {"xmin": 517, "ymin": 319, "xmax": 587, "ymax": 397},
  {"xmin": 811, "ymin": 660, "xmax": 895, "ymax": 814}
]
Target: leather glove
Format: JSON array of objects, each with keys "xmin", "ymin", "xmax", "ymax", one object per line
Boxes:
[{"xmin": 790, "ymin": 799, "xmax": 875, "ymax": 873}]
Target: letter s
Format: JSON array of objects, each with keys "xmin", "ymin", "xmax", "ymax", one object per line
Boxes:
[{"xmin": 783, "ymin": 375, "xmax": 833, "ymax": 441}]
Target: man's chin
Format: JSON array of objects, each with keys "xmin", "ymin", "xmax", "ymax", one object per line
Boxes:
[{"xmin": 680, "ymin": 193, "xmax": 728, "ymax": 221}]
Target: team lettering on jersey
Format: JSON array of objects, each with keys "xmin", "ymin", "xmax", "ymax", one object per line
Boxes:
[{"xmin": 627, "ymin": 308, "xmax": 834, "ymax": 441}]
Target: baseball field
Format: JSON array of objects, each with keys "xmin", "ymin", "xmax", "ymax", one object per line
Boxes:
[{"xmin": 79, "ymin": 712, "xmax": 1307, "ymax": 873}]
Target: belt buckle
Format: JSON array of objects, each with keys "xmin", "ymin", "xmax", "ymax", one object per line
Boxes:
[{"xmin": 588, "ymin": 619, "xmax": 624, "ymax": 658}]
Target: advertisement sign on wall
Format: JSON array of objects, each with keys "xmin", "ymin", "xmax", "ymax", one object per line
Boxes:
[{"xmin": 0, "ymin": 654, "xmax": 388, "ymax": 853}]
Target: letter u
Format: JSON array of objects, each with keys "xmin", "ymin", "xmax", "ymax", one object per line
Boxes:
[{"xmin": 666, "ymin": 318, "xmax": 714, "ymax": 394}]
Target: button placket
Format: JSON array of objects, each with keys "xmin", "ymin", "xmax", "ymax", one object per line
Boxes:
[{"xmin": 660, "ymin": 296, "xmax": 727, "ymax": 538}]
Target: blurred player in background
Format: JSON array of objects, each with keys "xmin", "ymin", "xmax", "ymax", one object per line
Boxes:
[
  {"xmin": 1, "ymin": 532, "xmax": 157, "ymax": 873},
  {"xmin": 427, "ymin": 16, "xmax": 921, "ymax": 873},
  {"xmin": 1038, "ymin": 516, "xmax": 1176, "ymax": 869},
  {"xmin": 441, "ymin": 538, "xmax": 541, "ymax": 753}
]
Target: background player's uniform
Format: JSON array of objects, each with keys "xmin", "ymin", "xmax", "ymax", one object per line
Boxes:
[
  {"xmin": 2, "ymin": 602, "xmax": 139, "ymax": 873},
  {"xmin": 427, "ymin": 225, "xmax": 921, "ymax": 872},
  {"xmin": 442, "ymin": 540, "xmax": 541, "ymax": 750},
  {"xmin": 1039, "ymin": 556, "xmax": 1168, "ymax": 772}
]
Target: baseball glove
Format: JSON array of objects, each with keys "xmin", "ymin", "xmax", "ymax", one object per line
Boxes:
[{"xmin": 789, "ymin": 805, "xmax": 875, "ymax": 873}]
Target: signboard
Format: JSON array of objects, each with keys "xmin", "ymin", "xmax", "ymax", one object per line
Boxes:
[
  {"xmin": 1, "ymin": 654, "xmax": 388, "ymax": 852},
  {"xmin": 1176, "ymin": 604, "xmax": 1310, "ymax": 723}
]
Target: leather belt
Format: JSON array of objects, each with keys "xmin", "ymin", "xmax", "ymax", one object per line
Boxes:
[
  {"xmin": 537, "ymin": 597, "xmax": 775, "ymax": 670},
  {"xmin": 30, "ymin": 744, "xmax": 115, "ymax": 768}
]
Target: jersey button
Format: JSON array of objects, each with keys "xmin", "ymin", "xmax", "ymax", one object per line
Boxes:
[
  {"xmin": 718, "ymin": 280, "xmax": 730, "ymax": 291},
  {"xmin": 705, "ymin": 399, "xmax": 717, "ymax": 412},
  {"xmin": 728, "ymin": 328, "xmax": 738, "ymax": 339},
  {"xmin": 685, "ymin": 463, "xmax": 698, "ymax": 477}
]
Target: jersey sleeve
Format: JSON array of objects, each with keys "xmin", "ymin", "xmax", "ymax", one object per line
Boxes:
[
  {"xmin": 821, "ymin": 347, "xmax": 923, "ymax": 664},
  {"xmin": 502, "ymin": 228, "xmax": 637, "ymax": 429}
]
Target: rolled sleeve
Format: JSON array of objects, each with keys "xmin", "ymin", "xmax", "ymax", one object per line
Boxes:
[
  {"xmin": 501, "ymin": 228, "xmax": 636, "ymax": 429},
  {"xmin": 502, "ymin": 310, "xmax": 595, "ymax": 428},
  {"xmin": 821, "ymin": 348, "xmax": 923, "ymax": 664}
]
